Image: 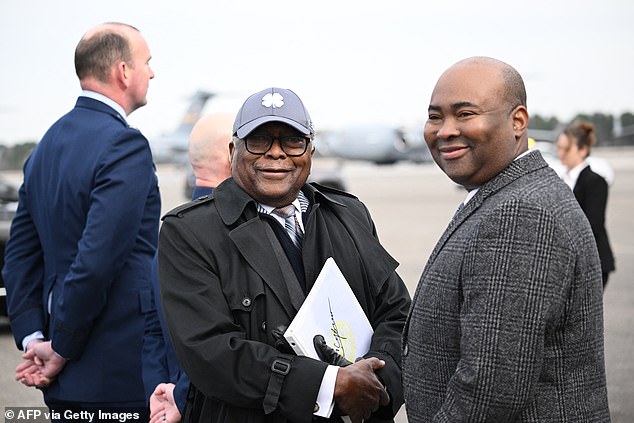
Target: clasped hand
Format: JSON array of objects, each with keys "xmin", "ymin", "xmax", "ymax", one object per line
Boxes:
[
  {"xmin": 149, "ymin": 383, "xmax": 181, "ymax": 423},
  {"xmin": 15, "ymin": 340, "xmax": 67, "ymax": 388},
  {"xmin": 313, "ymin": 335, "xmax": 390, "ymax": 422},
  {"xmin": 334, "ymin": 357, "xmax": 390, "ymax": 422}
]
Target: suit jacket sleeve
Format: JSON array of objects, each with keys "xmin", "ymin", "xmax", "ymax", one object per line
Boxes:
[
  {"xmin": 143, "ymin": 253, "xmax": 191, "ymax": 413},
  {"xmin": 52, "ymin": 129, "xmax": 157, "ymax": 359},
  {"xmin": 2, "ymin": 166, "xmax": 46, "ymax": 349},
  {"xmin": 174, "ymin": 372, "xmax": 190, "ymax": 415},
  {"xmin": 438, "ymin": 199, "xmax": 573, "ymax": 421},
  {"xmin": 575, "ymin": 171, "xmax": 608, "ymax": 240},
  {"xmin": 142, "ymin": 262, "xmax": 170, "ymax": 404}
]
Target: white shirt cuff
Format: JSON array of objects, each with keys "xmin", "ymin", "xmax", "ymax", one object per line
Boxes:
[
  {"xmin": 313, "ymin": 365, "xmax": 339, "ymax": 417},
  {"xmin": 22, "ymin": 331, "xmax": 45, "ymax": 352}
]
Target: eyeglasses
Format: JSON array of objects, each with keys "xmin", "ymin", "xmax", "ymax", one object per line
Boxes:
[{"xmin": 244, "ymin": 135, "xmax": 311, "ymax": 156}]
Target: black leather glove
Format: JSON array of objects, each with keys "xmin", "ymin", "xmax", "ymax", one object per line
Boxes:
[
  {"xmin": 313, "ymin": 334, "xmax": 353, "ymax": 366},
  {"xmin": 272, "ymin": 325, "xmax": 295, "ymax": 354}
]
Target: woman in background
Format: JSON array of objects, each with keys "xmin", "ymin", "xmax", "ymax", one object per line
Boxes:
[{"xmin": 557, "ymin": 120, "xmax": 615, "ymax": 288}]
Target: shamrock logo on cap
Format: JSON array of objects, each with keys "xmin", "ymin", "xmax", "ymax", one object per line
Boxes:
[{"xmin": 262, "ymin": 92, "xmax": 284, "ymax": 108}]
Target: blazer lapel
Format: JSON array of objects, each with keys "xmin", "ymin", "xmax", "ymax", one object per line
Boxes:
[
  {"xmin": 424, "ymin": 198, "xmax": 476, "ymax": 271},
  {"xmin": 425, "ymin": 151, "xmax": 548, "ymax": 269}
]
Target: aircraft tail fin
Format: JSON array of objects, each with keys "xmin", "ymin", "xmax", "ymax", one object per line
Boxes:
[{"xmin": 175, "ymin": 90, "xmax": 215, "ymax": 134}]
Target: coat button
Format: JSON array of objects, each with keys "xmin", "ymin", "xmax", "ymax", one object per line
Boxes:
[
  {"xmin": 261, "ymin": 321, "xmax": 267, "ymax": 332},
  {"xmin": 313, "ymin": 403, "xmax": 320, "ymax": 413},
  {"xmin": 241, "ymin": 297, "xmax": 251, "ymax": 307},
  {"xmin": 403, "ymin": 344, "xmax": 408, "ymax": 357}
]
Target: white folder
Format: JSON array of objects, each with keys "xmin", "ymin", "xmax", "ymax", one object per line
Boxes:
[{"xmin": 283, "ymin": 257, "xmax": 374, "ymax": 362}]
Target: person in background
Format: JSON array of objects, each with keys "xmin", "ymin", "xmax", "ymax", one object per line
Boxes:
[
  {"xmin": 187, "ymin": 112, "xmax": 234, "ymax": 199},
  {"xmin": 2, "ymin": 22, "xmax": 158, "ymax": 421},
  {"xmin": 402, "ymin": 57, "xmax": 610, "ymax": 421},
  {"xmin": 143, "ymin": 257, "xmax": 189, "ymax": 423},
  {"xmin": 143, "ymin": 113, "xmax": 234, "ymax": 423},
  {"xmin": 557, "ymin": 120, "xmax": 615, "ymax": 288},
  {"xmin": 158, "ymin": 87, "xmax": 411, "ymax": 422}
]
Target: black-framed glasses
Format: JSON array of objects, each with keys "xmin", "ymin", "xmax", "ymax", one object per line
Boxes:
[{"xmin": 244, "ymin": 135, "xmax": 311, "ymax": 156}]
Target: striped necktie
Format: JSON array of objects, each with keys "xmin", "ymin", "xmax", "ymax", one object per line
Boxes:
[{"xmin": 272, "ymin": 205, "xmax": 304, "ymax": 248}]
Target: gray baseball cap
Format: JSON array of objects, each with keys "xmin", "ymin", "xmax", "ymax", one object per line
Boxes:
[{"xmin": 233, "ymin": 87, "xmax": 314, "ymax": 138}]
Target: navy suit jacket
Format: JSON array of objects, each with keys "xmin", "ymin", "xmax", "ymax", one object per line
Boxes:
[
  {"xmin": 140, "ymin": 188, "xmax": 210, "ymax": 412},
  {"xmin": 191, "ymin": 185, "xmax": 213, "ymax": 200},
  {"xmin": 2, "ymin": 96, "xmax": 161, "ymax": 404},
  {"xmin": 142, "ymin": 254, "xmax": 189, "ymax": 413}
]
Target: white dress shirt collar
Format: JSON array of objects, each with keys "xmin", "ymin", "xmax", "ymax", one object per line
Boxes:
[
  {"xmin": 81, "ymin": 90, "xmax": 128, "ymax": 123},
  {"xmin": 461, "ymin": 149, "xmax": 535, "ymax": 206},
  {"xmin": 258, "ymin": 197, "xmax": 305, "ymax": 232}
]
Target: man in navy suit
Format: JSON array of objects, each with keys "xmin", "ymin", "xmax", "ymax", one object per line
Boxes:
[{"xmin": 2, "ymin": 22, "xmax": 159, "ymax": 421}]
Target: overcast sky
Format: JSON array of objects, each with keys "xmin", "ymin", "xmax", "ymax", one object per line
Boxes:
[{"xmin": 1, "ymin": 0, "xmax": 633, "ymax": 145}]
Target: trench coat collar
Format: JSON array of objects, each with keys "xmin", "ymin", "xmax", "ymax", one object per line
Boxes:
[
  {"xmin": 214, "ymin": 178, "xmax": 260, "ymax": 225},
  {"xmin": 214, "ymin": 178, "xmax": 347, "ymax": 226},
  {"xmin": 301, "ymin": 182, "xmax": 348, "ymax": 209},
  {"xmin": 213, "ymin": 179, "xmax": 348, "ymax": 319}
]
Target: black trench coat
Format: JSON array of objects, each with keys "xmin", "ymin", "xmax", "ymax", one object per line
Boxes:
[{"xmin": 159, "ymin": 178, "xmax": 411, "ymax": 423}]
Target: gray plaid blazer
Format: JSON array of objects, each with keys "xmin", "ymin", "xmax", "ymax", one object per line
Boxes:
[{"xmin": 402, "ymin": 151, "xmax": 610, "ymax": 422}]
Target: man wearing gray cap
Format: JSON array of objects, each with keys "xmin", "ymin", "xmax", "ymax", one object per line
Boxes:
[{"xmin": 158, "ymin": 87, "xmax": 411, "ymax": 423}]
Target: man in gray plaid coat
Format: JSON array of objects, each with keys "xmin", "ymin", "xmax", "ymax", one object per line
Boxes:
[{"xmin": 402, "ymin": 56, "xmax": 610, "ymax": 422}]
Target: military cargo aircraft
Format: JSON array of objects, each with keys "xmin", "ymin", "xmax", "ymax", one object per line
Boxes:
[
  {"xmin": 314, "ymin": 124, "xmax": 432, "ymax": 165},
  {"xmin": 149, "ymin": 90, "xmax": 215, "ymax": 165},
  {"xmin": 150, "ymin": 90, "xmax": 431, "ymax": 167}
]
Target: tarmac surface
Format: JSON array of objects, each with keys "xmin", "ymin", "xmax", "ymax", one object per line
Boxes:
[{"xmin": 1, "ymin": 147, "xmax": 633, "ymax": 422}]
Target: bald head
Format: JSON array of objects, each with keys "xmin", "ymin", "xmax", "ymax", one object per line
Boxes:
[
  {"xmin": 188, "ymin": 113, "xmax": 234, "ymax": 188},
  {"xmin": 446, "ymin": 56, "xmax": 527, "ymax": 109},
  {"xmin": 75, "ymin": 22, "xmax": 139, "ymax": 82},
  {"xmin": 75, "ymin": 22, "xmax": 154, "ymax": 115},
  {"xmin": 424, "ymin": 56, "xmax": 530, "ymax": 189}
]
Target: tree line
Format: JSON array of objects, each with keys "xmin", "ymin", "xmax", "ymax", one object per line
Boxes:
[
  {"xmin": 0, "ymin": 143, "xmax": 37, "ymax": 171},
  {"xmin": 530, "ymin": 111, "xmax": 634, "ymax": 146},
  {"xmin": 1, "ymin": 111, "xmax": 633, "ymax": 171}
]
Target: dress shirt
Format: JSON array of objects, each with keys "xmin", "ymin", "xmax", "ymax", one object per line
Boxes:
[
  {"xmin": 460, "ymin": 149, "xmax": 534, "ymax": 207},
  {"xmin": 257, "ymin": 193, "xmax": 308, "ymax": 234},
  {"xmin": 81, "ymin": 90, "xmax": 128, "ymax": 122}
]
